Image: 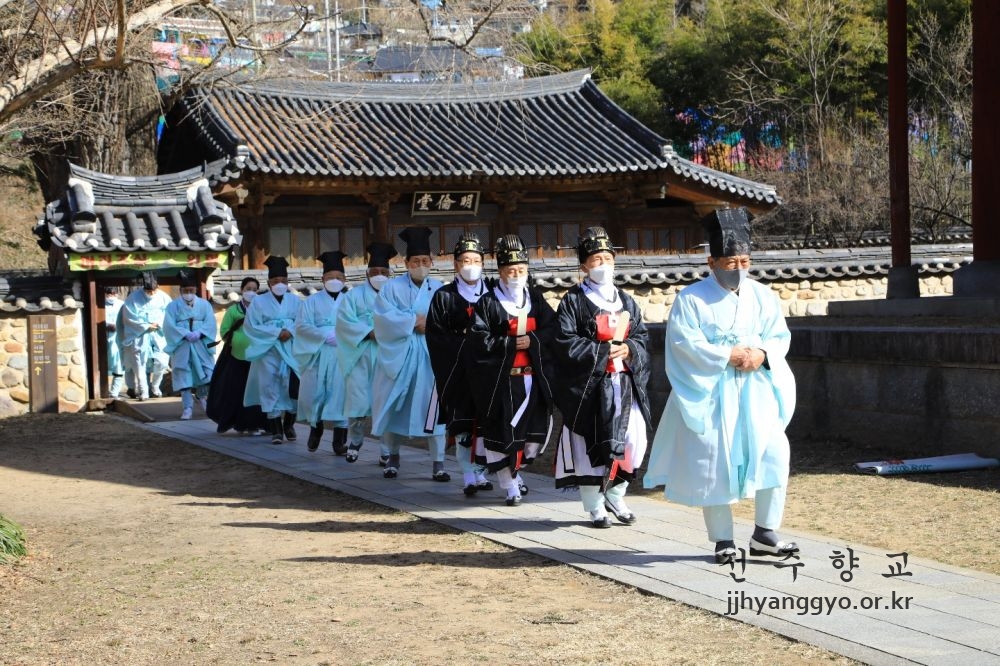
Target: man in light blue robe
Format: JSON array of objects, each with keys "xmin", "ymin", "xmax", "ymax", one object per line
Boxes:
[
  {"xmin": 295, "ymin": 251, "xmax": 350, "ymax": 454},
  {"xmin": 371, "ymin": 227, "xmax": 449, "ymax": 481},
  {"xmin": 118, "ymin": 272, "xmax": 170, "ymax": 401},
  {"xmin": 644, "ymin": 208, "xmax": 798, "ymax": 565},
  {"xmin": 163, "ymin": 268, "xmax": 217, "ymax": 420},
  {"xmin": 104, "ymin": 287, "xmax": 125, "ymax": 399},
  {"xmin": 244, "ymin": 256, "xmax": 302, "ymax": 445},
  {"xmin": 336, "ymin": 242, "xmax": 397, "ymax": 465}
]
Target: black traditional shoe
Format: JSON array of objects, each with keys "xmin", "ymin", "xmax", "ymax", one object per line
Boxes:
[
  {"xmin": 269, "ymin": 418, "xmax": 284, "ymax": 445},
  {"xmin": 604, "ymin": 499, "xmax": 637, "ymax": 526},
  {"xmin": 331, "ymin": 427, "xmax": 349, "ymax": 455},
  {"xmin": 345, "ymin": 446, "xmax": 361, "ymax": 463},
  {"xmin": 715, "ymin": 541, "xmax": 738, "ymax": 565},
  {"xmin": 383, "ymin": 467, "xmax": 398, "ymax": 479},
  {"xmin": 282, "ymin": 413, "xmax": 297, "ymax": 441},
  {"xmin": 475, "ymin": 480, "xmax": 493, "ymax": 492},
  {"xmin": 505, "ymin": 495, "xmax": 522, "ymax": 507},
  {"xmin": 378, "ymin": 455, "xmax": 390, "ymax": 467},
  {"xmin": 589, "ymin": 511, "xmax": 612, "ymax": 529},
  {"xmin": 749, "ymin": 537, "xmax": 800, "ymax": 557},
  {"xmin": 463, "ymin": 484, "xmax": 479, "ymax": 497},
  {"xmin": 432, "ymin": 470, "xmax": 451, "ymax": 482},
  {"xmin": 306, "ymin": 426, "xmax": 323, "ymax": 452}
]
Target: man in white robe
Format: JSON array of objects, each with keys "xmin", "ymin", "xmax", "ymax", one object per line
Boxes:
[
  {"xmin": 336, "ymin": 242, "xmax": 397, "ymax": 464},
  {"xmin": 244, "ymin": 255, "xmax": 302, "ymax": 445},
  {"xmin": 163, "ymin": 268, "xmax": 217, "ymax": 420},
  {"xmin": 104, "ymin": 287, "xmax": 125, "ymax": 399},
  {"xmin": 294, "ymin": 251, "xmax": 349, "ymax": 454},
  {"xmin": 371, "ymin": 226, "xmax": 449, "ymax": 481},
  {"xmin": 118, "ymin": 271, "xmax": 170, "ymax": 401},
  {"xmin": 644, "ymin": 208, "xmax": 798, "ymax": 565}
]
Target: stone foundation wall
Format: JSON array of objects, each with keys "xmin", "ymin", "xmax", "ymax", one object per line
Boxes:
[
  {"xmin": 0, "ymin": 312, "xmax": 88, "ymax": 418},
  {"xmin": 539, "ymin": 274, "xmax": 953, "ymax": 324}
]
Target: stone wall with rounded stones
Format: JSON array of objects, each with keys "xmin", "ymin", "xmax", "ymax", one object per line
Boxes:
[{"xmin": 0, "ymin": 311, "xmax": 88, "ymax": 417}]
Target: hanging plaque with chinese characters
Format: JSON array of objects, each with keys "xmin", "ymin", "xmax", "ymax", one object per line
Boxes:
[{"xmin": 411, "ymin": 191, "xmax": 480, "ymax": 216}]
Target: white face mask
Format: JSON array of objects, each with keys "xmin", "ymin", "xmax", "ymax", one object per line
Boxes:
[
  {"xmin": 324, "ymin": 279, "xmax": 345, "ymax": 293},
  {"xmin": 408, "ymin": 266, "xmax": 431, "ymax": 282},
  {"xmin": 587, "ymin": 263, "xmax": 615, "ymax": 286},
  {"xmin": 368, "ymin": 274, "xmax": 389, "ymax": 291},
  {"xmin": 270, "ymin": 283, "xmax": 289, "ymax": 296},
  {"xmin": 504, "ymin": 276, "xmax": 528, "ymax": 292},
  {"xmin": 459, "ymin": 264, "xmax": 483, "ymax": 283},
  {"xmin": 242, "ymin": 290, "xmax": 257, "ymax": 303},
  {"xmin": 181, "ymin": 293, "xmax": 196, "ymax": 303}
]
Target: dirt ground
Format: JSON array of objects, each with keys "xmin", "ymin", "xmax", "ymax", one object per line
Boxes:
[{"xmin": 1, "ymin": 413, "xmax": 998, "ymax": 665}]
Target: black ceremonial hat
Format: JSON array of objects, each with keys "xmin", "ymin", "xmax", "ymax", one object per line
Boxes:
[
  {"xmin": 141, "ymin": 271, "xmax": 158, "ymax": 290},
  {"xmin": 317, "ymin": 251, "xmax": 347, "ymax": 274},
  {"xmin": 263, "ymin": 255, "xmax": 289, "ymax": 278},
  {"xmin": 366, "ymin": 242, "xmax": 398, "ymax": 269},
  {"xmin": 702, "ymin": 208, "xmax": 752, "ymax": 258},
  {"xmin": 453, "ymin": 232, "xmax": 484, "ymax": 259},
  {"xmin": 576, "ymin": 226, "xmax": 616, "ymax": 264},
  {"xmin": 494, "ymin": 234, "xmax": 529, "ymax": 267},
  {"xmin": 398, "ymin": 226, "xmax": 434, "ymax": 259},
  {"xmin": 177, "ymin": 268, "xmax": 199, "ymax": 288}
]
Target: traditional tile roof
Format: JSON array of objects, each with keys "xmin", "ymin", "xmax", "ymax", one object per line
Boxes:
[
  {"xmin": 0, "ymin": 271, "xmax": 82, "ymax": 313},
  {"xmin": 207, "ymin": 244, "xmax": 970, "ymax": 303},
  {"xmin": 175, "ymin": 70, "xmax": 780, "ymax": 206},
  {"xmin": 34, "ymin": 159, "xmax": 245, "ymax": 254}
]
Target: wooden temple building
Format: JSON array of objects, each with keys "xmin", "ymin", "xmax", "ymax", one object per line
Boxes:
[{"xmin": 158, "ymin": 70, "xmax": 780, "ymax": 267}]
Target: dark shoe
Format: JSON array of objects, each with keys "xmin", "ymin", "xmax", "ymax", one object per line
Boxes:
[
  {"xmin": 383, "ymin": 467, "xmax": 398, "ymax": 479},
  {"xmin": 332, "ymin": 427, "xmax": 349, "ymax": 455},
  {"xmin": 505, "ymin": 495, "xmax": 522, "ymax": 507},
  {"xmin": 345, "ymin": 446, "xmax": 360, "ymax": 463},
  {"xmin": 269, "ymin": 418, "xmax": 283, "ymax": 445},
  {"xmin": 604, "ymin": 500, "xmax": 637, "ymax": 526},
  {"xmin": 378, "ymin": 455, "xmax": 390, "ymax": 468},
  {"xmin": 715, "ymin": 540, "xmax": 737, "ymax": 565},
  {"xmin": 518, "ymin": 480, "xmax": 529, "ymax": 496},
  {"xmin": 590, "ymin": 514, "xmax": 613, "ymax": 529},
  {"xmin": 475, "ymin": 480, "xmax": 493, "ymax": 492},
  {"xmin": 282, "ymin": 413, "xmax": 297, "ymax": 441},
  {"xmin": 749, "ymin": 537, "xmax": 800, "ymax": 557},
  {"xmin": 432, "ymin": 465, "xmax": 451, "ymax": 482},
  {"xmin": 307, "ymin": 426, "xmax": 323, "ymax": 452},
  {"xmin": 216, "ymin": 423, "xmax": 231, "ymax": 434},
  {"xmin": 463, "ymin": 484, "xmax": 479, "ymax": 497}
]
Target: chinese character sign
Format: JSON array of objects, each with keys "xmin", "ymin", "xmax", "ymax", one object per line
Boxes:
[{"xmin": 411, "ymin": 191, "xmax": 480, "ymax": 216}]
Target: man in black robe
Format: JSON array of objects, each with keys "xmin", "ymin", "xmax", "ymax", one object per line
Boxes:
[
  {"xmin": 467, "ymin": 234, "xmax": 557, "ymax": 506},
  {"xmin": 552, "ymin": 227, "xmax": 652, "ymax": 528},
  {"xmin": 426, "ymin": 233, "xmax": 495, "ymax": 497}
]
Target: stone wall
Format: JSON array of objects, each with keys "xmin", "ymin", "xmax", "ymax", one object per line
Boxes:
[
  {"xmin": 538, "ymin": 274, "xmax": 954, "ymax": 324},
  {"xmin": 0, "ymin": 311, "xmax": 88, "ymax": 418}
]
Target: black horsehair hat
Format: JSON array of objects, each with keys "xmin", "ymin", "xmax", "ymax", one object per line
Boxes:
[
  {"xmin": 263, "ymin": 255, "xmax": 289, "ymax": 279},
  {"xmin": 702, "ymin": 207, "xmax": 753, "ymax": 258},
  {"xmin": 453, "ymin": 232, "xmax": 485, "ymax": 259},
  {"xmin": 366, "ymin": 242, "xmax": 398, "ymax": 269},
  {"xmin": 398, "ymin": 226, "xmax": 434, "ymax": 259},
  {"xmin": 494, "ymin": 234, "xmax": 529, "ymax": 267},
  {"xmin": 317, "ymin": 251, "xmax": 347, "ymax": 274},
  {"xmin": 141, "ymin": 271, "xmax": 158, "ymax": 291},
  {"xmin": 576, "ymin": 226, "xmax": 616, "ymax": 264},
  {"xmin": 177, "ymin": 268, "xmax": 199, "ymax": 288}
]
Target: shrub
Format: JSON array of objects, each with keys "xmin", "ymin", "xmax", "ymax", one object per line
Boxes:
[{"xmin": 0, "ymin": 514, "xmax": 27, "ymax": 564}]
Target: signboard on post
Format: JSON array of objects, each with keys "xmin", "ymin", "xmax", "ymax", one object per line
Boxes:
[
  {"xmin": 66, "ymin": 251, "xmax": 230, "ymax": 272},
  {"xmin": 28, "ymin": 314, "xmax": 59, "ymax": 413}
]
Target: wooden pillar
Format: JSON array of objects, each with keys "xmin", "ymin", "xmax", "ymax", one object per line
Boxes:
[
  {"xmin": 84, "ymin": 272, "xmax": 104, "ymax": 402},
  {"xmin": 972, "ymin": 0, "xmax": 1000, "ymax": 261},
  {"xmin": 362, "ymin": 191, "xmax": 401, "ymax": 242},
  {"xmin": 886, "ymin": 0, "xmax": 919, "ymax": 298},
  {"xmin": 490, "ymin": 190, "xmax": 523, "ymax": 238}
]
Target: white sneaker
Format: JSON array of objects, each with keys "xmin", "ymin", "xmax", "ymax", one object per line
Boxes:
[{"xmin": 180, "ymin": 407, "xmax": 193, "ymax": 420}]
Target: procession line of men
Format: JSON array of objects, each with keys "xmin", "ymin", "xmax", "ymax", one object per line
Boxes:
[{"xmin": 105, "ymin": 211, "xmax": 800, "ymax": 562}]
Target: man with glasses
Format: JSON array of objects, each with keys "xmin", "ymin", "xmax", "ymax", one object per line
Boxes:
[{"xmin": 644, "ymin": 208, "xmax": 799, "ymax": 565}]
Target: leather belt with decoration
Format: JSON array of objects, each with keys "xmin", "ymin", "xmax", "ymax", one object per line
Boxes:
[{"xmin": 510, "ymin": 366, "xmax": 533, "ymax": 376}]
